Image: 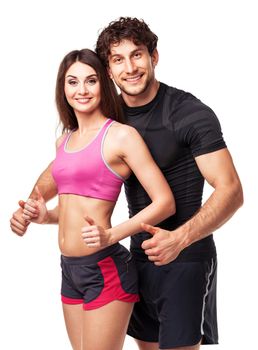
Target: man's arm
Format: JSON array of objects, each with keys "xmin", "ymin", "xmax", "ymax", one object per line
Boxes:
[
  {"xmin": 142, "ymin": 148, "xmax": 244, "ymax": 265},
  {"xmin": 10, "ymin": 162, "xmax": 58, "ymax": 236}
]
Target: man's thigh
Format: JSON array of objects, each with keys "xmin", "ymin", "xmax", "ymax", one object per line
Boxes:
[
  {"xmin": 128, "ymin": 257, "xmax": 218, "ymax": 349},
  {"xmin": 135, "ymin": 339, "xmax": 201, "ymax": 350}
]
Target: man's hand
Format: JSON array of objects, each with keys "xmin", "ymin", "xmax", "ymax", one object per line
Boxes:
[
  {"xmin": 81, "ymin": 216, "xmax": 112, "ymax": 248},
  {"xmin": 22, "ymin": 186, "xmax": 49, "ymax": 224},
  {"xmin": 141, "ymin": 223, "xmax": 185, "ymax": 265},
  {"xmin": 10, "ymin": 200, "xmax": 30, "ymax": 236}
]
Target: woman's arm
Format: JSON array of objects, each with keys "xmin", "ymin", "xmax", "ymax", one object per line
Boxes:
[
  {"xmin": 20, "ymin": 135, "xmax": 67, "ymax": 225},
  {"xmin": 10, "ymin": 162, "xmax": 57, "ymax": 236},
  {"xmin": 28, "ymin": 162, "xmax": 58, "ymax": 201},
  {"xmin": 22, "ymin": 186, "xmax": 59, "ymax": 224},
  {"xmin": 82, "ymin": 126, "xmax": 175, "ymax": 247},
  {"xmin": 29, "ymin": 134, "xmax": 66, "ymax": 201},
  {"xmin": 10, "ymin": 135, "xmax": 65, "ymax": 235}
]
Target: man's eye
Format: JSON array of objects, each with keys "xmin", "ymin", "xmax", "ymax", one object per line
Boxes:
[{"xmin": 114, "ymin": 57, "xmax": 122, "ymax": 63}]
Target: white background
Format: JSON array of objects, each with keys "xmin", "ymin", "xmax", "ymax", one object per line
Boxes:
[{"xmin": 0, "ymin": 0, "xmax": 257, "ymax": 349}]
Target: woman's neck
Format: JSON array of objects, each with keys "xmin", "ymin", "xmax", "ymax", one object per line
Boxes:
[{"xmin": 74, "ymin": 111, "xmax": 107, "ymax": 135}]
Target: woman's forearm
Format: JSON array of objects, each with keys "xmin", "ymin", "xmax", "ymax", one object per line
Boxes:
[
  {"xmin": 108, "ymin": 198, "xmax": 175, "ymax": 244},
  {"xmin": 29, "ymin": 162, "xmax": 57, "ymax": 202},
  {"xmin": 45, "ymin": 206, "xmax": 59, "ymax": 224}
]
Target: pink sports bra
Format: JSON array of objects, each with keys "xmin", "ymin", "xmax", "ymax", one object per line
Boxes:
[{"xmin": 51, "ymin": 118, "xmax": 124, "ymax": 202}]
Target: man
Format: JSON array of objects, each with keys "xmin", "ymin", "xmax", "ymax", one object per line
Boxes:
[{"xmin": 11, "ymin": 17, "xmax": 243, "ymax": 350}]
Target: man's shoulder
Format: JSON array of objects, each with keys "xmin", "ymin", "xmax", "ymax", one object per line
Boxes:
[
  {"xmin": 161, "ymin": 82, "xmax": 211, "ymax": 116},
  {"xmin": 161, "ymin": 83, "xmax": 197, "ymax": 106}
]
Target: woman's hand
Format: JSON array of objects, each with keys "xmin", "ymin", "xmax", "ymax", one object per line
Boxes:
[
  {"xmin": 22, "ymin": 186, "xmax": 49, "ymax": 224},
  {"xmin": 81, "ymin": 216, "xmax": 112, "ymax": 248}
]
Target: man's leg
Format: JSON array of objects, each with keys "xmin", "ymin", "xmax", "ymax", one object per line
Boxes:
[
  {"xmin": 135, "ymin": 339, "xmax": 159, "ymax": 350},
  {"xmin": 175, "ymin": 343, "xmax": 201, "ymax": 350},
  {"xmin": 128, "ymin": 258, "xmax": 217, "ymax": 350},
  {"xmin": 135, "ymin": 339, "xmax": 201, "ymax": 350}
]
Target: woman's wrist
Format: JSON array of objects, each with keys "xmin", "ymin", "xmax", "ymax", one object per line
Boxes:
[
  {"xmin": 106, "ymin": 228, "xmax": 116, "ymax": 246},
  {"xmin": 44, "ymin": 209, "xmax": 58, "ymax": 224}
]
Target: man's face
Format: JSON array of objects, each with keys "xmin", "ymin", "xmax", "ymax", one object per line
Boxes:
[{"xmin": 108, "ymin": 39, "xmax": 158, "ymax": 98}]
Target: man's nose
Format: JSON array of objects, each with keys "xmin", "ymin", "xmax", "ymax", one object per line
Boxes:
[{"xmin": 124, "ymin": 58, "xmax": 137, "ymax": 74}]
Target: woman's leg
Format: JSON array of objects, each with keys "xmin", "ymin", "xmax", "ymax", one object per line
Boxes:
[
  {"xmin": 82, "ymin": 300, "xmax": 134, "ymax": 350},
  {"xmin": 62, "ymin": 303, "xmax": 83, "ymax": 350}
]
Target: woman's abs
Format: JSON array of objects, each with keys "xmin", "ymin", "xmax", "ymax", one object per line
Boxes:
[{"xmin": 58, "ymin": 194, "xmax": 114, "ymax": 256}]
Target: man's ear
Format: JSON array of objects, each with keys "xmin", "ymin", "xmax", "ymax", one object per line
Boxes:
[
  {"xmin": 107, "ymin": 67, "xmax": 113, "ymax": 80},
  {"xmin": 151, "ymin": 48, "xmax": 159, "ymax": 67}
]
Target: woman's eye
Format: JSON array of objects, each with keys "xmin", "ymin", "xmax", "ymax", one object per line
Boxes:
[
  {"xmin": 87, "ymin": 79, "xmax": 97, "ymax": 85},
  {"xmin": 68, "ymin": 80, "xmax": 77, "ymax": 86}
]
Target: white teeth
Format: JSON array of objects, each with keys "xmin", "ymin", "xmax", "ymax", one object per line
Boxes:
[
  {"xmin": 126, "ymin": 75, "xmax": 142, "ymax": 82},
  {"xmin": 77, "ymin": 98, "xmax": 90, "ymax": 102}
]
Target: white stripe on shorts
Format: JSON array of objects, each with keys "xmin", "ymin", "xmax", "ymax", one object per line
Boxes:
[{"xmin": 200, "ymin": 258, "xmax": 214, "ymax": 335}]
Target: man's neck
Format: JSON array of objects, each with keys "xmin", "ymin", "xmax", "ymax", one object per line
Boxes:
[{"xmin": 122, "ymin": 80, "xmax": 160, "ymax": 107}]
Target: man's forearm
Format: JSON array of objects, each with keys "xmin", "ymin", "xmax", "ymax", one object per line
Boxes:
[{"xmin": 178, "ymin": 180, "xmax": 244, "ymax": 249}]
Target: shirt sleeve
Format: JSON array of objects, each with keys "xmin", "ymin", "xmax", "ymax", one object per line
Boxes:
[{"xmin": 174, "ymin": 97, "xmax": 227, "ymax": 157}]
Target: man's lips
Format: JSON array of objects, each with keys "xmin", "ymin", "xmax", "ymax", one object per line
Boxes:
[{"xmin": 124, "ymin": 74, "xmax": 143, "ymax": 83}]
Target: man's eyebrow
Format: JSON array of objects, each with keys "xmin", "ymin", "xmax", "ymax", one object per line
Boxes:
[
  {"xmin": 110, "ymin": 48, "xmax": 144, "ymax": 58},
  {"xmin": 109, "ymin": 53, "xmax": 121, "ymax": 58}
]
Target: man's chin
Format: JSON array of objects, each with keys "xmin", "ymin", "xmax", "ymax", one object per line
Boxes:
[{"xmin": 121, "ymin": 85, "xmax": 147, "ymax": 97}]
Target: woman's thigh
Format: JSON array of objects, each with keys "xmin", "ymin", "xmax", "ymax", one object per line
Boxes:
[
  {"xmin": 62, "ymin": 303, "xmax": 83, "ymax": 350},
  {"xmin": 82, "ymin": 300, "xmax": 134, "ymax": 350}
]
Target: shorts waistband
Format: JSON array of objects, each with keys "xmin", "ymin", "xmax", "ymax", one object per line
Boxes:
[{"xmin": 61, "ymin": 243, "xmax": 121, "ymax": 265}]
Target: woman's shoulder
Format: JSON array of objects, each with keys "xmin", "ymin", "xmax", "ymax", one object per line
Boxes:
[
  {"xmin": 109, "ymin": 121, "xmax": 140, "ymax": 140},
  {"xmin": 55, "ymin": 132, "xmax": 69, "ymax": 148}
]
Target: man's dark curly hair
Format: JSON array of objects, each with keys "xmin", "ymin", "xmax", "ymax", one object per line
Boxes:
[{"xmin": 96, "ymin": 17, "xmax": 158, "ymax": 67}]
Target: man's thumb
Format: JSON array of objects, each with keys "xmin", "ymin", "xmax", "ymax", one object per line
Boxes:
[
  {"xmin": 84, "ymin": 215, "xmax": 96, "ymax": 226},
  {"xmin": 141, "ymin": 223, "xmax": 159, "ymax": 235}
]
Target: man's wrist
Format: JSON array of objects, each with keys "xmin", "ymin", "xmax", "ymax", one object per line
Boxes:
[{"xmin": 173, "ymin": 226, "xmax": 192, "ymax": 251}]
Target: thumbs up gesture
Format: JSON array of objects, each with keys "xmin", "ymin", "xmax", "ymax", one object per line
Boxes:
[
  {"xmin": 81, "ymin": 216, "xmax": 111, "ymax": 248},
  {"xmin": 22, "ymin": 186, "xmax": 49, "ymax": 224},
  {"xmin": 141, "ymin": 223, "xmax": 183, "ymax": 265}
]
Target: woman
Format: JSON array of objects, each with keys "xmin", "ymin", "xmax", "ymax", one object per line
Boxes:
[{"xmin": 22, "ymin": 49, "xmax": 175, "ymax": 350}]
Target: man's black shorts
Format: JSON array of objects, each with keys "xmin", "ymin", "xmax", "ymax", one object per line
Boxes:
[{"xmin": 127, "ymin": 255, "xmax": 218, "ymax": 349}]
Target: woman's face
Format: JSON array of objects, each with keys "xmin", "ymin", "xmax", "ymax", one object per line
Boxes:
[{"xmin": 64, "ymin": 61, "xmax": 101, "ymax": 115}]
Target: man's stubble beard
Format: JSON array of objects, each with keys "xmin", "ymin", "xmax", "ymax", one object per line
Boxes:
[{"xmin": 116, "ymin": 73, "xmax": 154, "ymax": 97}]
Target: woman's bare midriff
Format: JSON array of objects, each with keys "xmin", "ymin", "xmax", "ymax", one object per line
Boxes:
[{"xmin": 58, "ymin": 194, "xmax": 115, "ymax": 257}]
